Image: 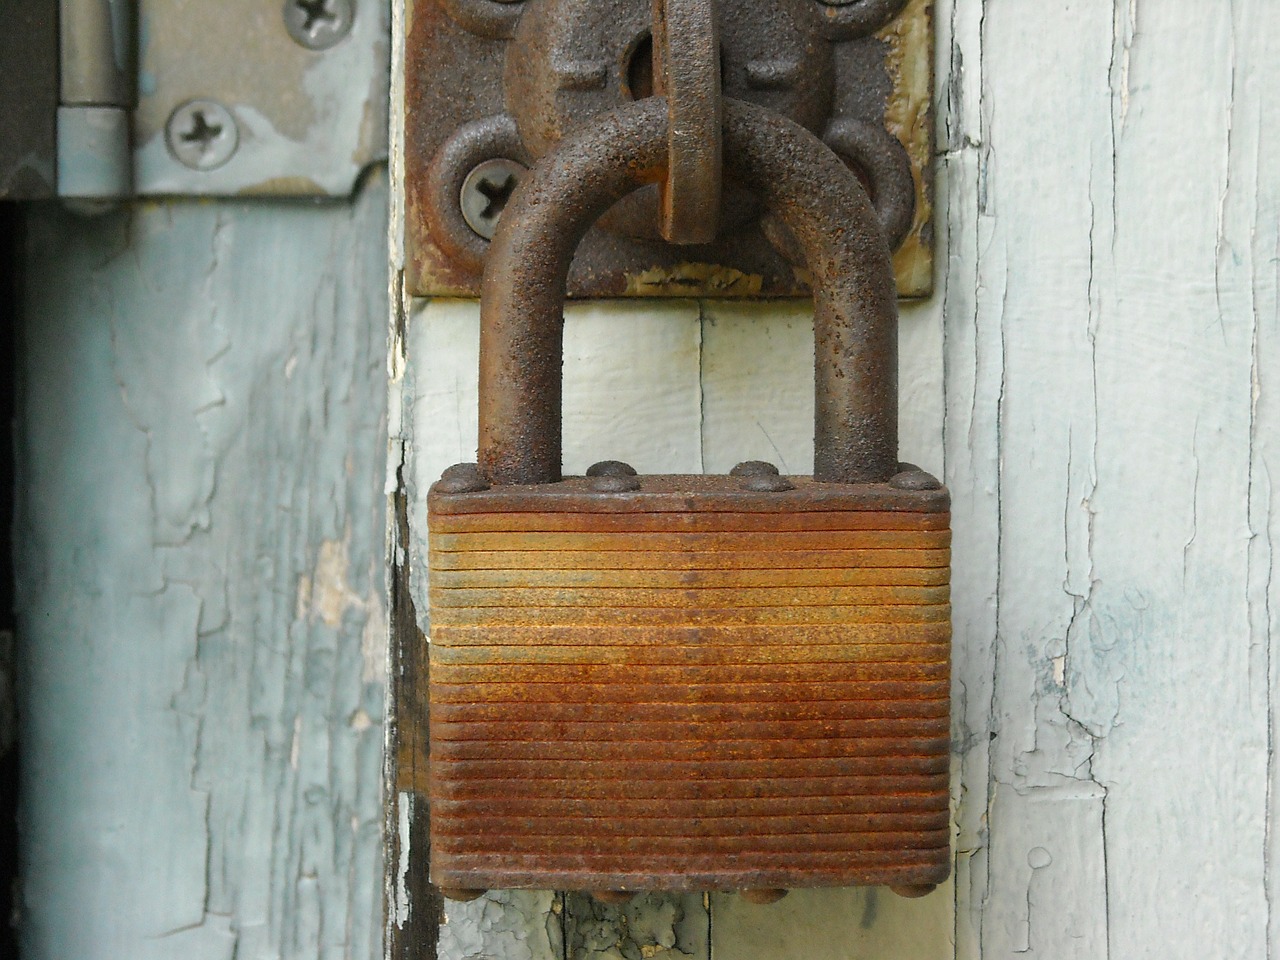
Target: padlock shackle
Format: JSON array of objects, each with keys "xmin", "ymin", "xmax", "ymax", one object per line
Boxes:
[{"xmin": 478, "ymin": 97, "xmax": 899, "ymax": 486}]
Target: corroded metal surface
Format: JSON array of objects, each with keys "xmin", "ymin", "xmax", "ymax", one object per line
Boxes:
[
  {"xmin": 404, "ymin": 0, "xmax": 934, "ymax": 298},
  {"xmin": 421, "ymin": 10, "xmax": 950, "ymax": 895},
  {"xmin": 478, "ymin": 98, "xmax": 899, "ymax": 487},
  {"xmin": 652, "ymin": 0, "xmax": 722, "ymax": 244},
  {"xmin": 426, "ymin": 477, "xmax": 951, "ymax": 893}
]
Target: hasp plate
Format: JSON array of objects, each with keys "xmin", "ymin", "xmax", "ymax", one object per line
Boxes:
[{"xmin": 404, "ymin": 0, "xmax": 934, "ymax": 299}]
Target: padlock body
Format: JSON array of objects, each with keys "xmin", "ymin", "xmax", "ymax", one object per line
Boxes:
[{"xmin": 427, "ymin": 475, "xmax": 951, "ymax": 892}]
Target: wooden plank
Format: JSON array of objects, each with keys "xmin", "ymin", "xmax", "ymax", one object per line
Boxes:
[
  {"xmin": 978, "ymin": 0, "xmax": 1277, "ymax": 956},
  {"xmin": 938, "ymin": 0, "xmax": 996, "ymax": 952},
  {"xmin": 18, "ymin": 181, "xmax": 389, "ymax": 956},
  {"xmin": 1245, "ymin": 4, "xmax": 1280, "ymax": 956},
  {"xmin": 973, "ymin": 1, "xmax": 1114, "ymax": 953},
  {"xmin": 709, "ymin": 885, "xmax": 954, "ymax": 960}
]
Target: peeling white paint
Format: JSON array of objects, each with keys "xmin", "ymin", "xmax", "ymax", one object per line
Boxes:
[
  {"xmin": 18, "ymin": 179, "xmax": 390, "ymax": 959},
  {"xmin": 395, "ymin": 792, "xmax": 412, "ymax": 930}
]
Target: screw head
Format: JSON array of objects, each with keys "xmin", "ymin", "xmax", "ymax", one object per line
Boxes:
[
  {"xmin": 284, "ymin": 0, "xmax": 355, "ymax": 50},
  {"xmin": 460, "ymin": 158, "xmax": 528, "ymax": 240},
  {"xmin": 166, "ymin": 101, "xmax": 239, "ymax": 171}
]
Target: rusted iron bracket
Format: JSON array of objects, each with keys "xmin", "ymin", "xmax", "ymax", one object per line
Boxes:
[{"xmin": 404, "ymin": 0, "xmax": 934, "ymax": 299}]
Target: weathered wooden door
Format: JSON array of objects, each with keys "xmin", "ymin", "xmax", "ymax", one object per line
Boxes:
[
  {"xmin": 12, "ymin": 1, "xmax": 1280, "ymax": 958},
  {"xmin": 386, "ymin": 1, "xmax": 1280, "ymax": 957}
]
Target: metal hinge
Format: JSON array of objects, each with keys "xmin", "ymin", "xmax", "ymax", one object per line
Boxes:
[{"xmin": 2, "ymin": 0, "xmax": 389, "ymax": 201}]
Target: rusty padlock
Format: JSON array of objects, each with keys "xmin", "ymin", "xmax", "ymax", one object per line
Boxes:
[{"xmin": 426, "ymin": 97, "xmax": 950, "ymax": 902}]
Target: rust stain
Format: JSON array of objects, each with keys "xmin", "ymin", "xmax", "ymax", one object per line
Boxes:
[
  {"xmin": 424, "ymin": 477, "xmax": 951, "ymax": 894},
  {"xmin": 878, "ymin": 0, "xmax": 936, "ymax": 298},
  {"xmin": 237, "ymin": 176, "xmax": 328, "ymax": 196},
  {"xmin": 624, "ymin": 261, "xmax": 764, "ymax": 297}
]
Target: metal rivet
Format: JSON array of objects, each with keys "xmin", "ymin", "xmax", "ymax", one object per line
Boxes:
[
  {"xmin": 589, "ymin": 475, "xmax": 641, "ymax": 493},
  {"xmin": 165, "ymin": 101, "xmax": 239, "ymax": 171},
  {"xmin": 740, "ymin": 889, "xmax": 789, "ymax": 905},
  {"xmin": 730, "ymin": 460, "xmax": 781, "ymax": 478},
  {"xmin": 741, "ymin": 473, "xmax": 795, "ymax": 492},
  {"xmin": 889, "ymin": 469, "xmax": 942, "ymax": 491},
  {"xmin": 586, "ymin": 460, "xmax": 638, "ymax": 478},
  {"xmin": 460, "ymin": 158, "xmax": 528, "ymax": 240},
  {"xmin": 284, "ymin": 0, "xmax": 355, "ymax": 50},
  {"xmin": 441, "ymin": 462, "xmax": 482, "ymax": 479},
  {"xmin": 436, "ymin": 463, "xmax": 490, "ymax": 493}
]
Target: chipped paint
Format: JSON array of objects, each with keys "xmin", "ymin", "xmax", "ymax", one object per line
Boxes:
[
  {"xmin": 130, "ymin": 0, "xmax": 389, "ymax": 196},
  {"xmin": 396, "ymin": 791, "xmax": 413, "ymax": 928},
  {"xmin": 565, "ymin": 893, "xmax": 706, "ymax": 960},
  {"xmin": 878, "ymin": 0, "xmax": 935, "ymax": 298},
  {"xmin": 17, "ymin": 178, "xmax": 390, "ymax": 959}
]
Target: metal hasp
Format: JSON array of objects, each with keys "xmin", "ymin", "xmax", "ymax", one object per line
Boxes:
[
  {"xmin": 405, "ymin": 0, "xmax": 934, "ymax": 298},
  {"xmin": 424, "ymin": 95, "xmax": 951, "ymax": 899}
]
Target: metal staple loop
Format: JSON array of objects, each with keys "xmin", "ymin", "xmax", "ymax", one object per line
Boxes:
[
  {"xmin": 477, "ymin": 97, "xmax": 899, "ymax": 487},
  {"xmin": 652, "ymin": 0, "xmax": 722, "ymax": 245}
]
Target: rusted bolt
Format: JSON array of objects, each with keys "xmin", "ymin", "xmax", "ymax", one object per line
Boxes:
[
  {"xmin": 460, "ymin": 158, "xmax": 528, "ymax": 239},
  {"xmin": 166, "ymin": 101, "xmax": 238, "ymax": 171},
  {"xmin": 589, "ymin": 474, "xmax": 641, "ymax": 493},
  {"xmin": 586, "ymin": 460, "xmax": 638, "ymax": 477},
  {"xmin": 436, "ymin": 462, "xmax": 490, "ymax": 493},
  {"xmin": 740, "ymin": 889, "xmax": 789, "ymax": 904},
  {"xmin": 284, "ymin": 0, "xmax": 355, "ymax": 50},
  {"xmin": 730, "ymin": 460, "xmax": 780, "ymax": 477}
]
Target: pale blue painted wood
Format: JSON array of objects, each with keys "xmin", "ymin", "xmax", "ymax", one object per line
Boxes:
[{"xmin": 16, "ymin": 177, "xmax": 389, "ymax": 959}]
